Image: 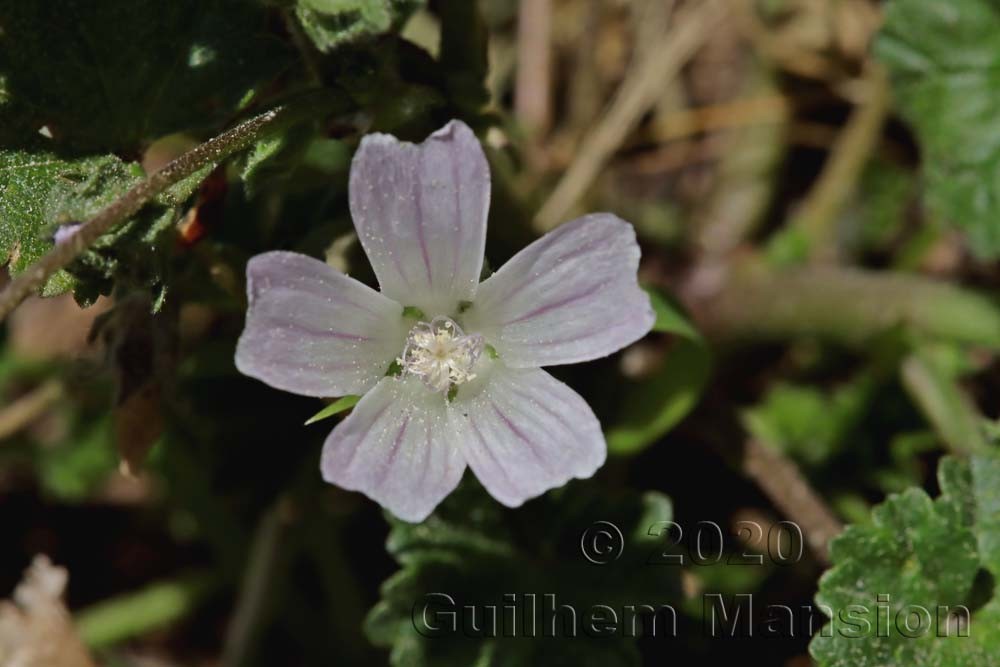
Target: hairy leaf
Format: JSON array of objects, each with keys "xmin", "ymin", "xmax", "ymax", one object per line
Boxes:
[
  {"xmin": 0, "ymin": 148, "xmax": 183, "ymax": 300},
  {"xmin": 295, "ymin": 0, "xmax": 424, "ymax": 53},
  {"xmin": 810, "ymin": 452, "xmax": 1000, "ymax": 666},
  {"xmin": 876, "ymin": 0, "xmax": 1000, "ymax": 258}
]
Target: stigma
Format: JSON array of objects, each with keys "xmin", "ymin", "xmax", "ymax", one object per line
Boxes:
[{"xmin": 398, "ymin": 316, "xmax": 484, "ymax": 394}]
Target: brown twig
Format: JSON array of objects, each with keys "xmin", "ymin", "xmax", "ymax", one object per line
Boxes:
[
  {"xmin": 534, "ymin": 0, "xmax": 728, "ymax": 231},
  {"xmin": 741, "ymin": 439, "xmax": 843, "ymax": 565},
  {"xmin": 652, "ymin": 95, "xmax": 791, "ymax": 142},
  {"xmin": 0, "ymin": 90, "xmax": 338, "ymax": 323}
]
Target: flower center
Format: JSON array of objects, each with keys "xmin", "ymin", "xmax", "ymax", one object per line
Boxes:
[{"xmin": 398, "ymin": 316, "xmax": 484, "ymax": 394}]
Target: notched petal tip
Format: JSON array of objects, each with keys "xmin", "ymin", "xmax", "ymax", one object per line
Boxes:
[
  {"xmin": 428, "ymin": 118, "xmax": 477, "ymax": 143},
  {"xmin": 348, "ymin": 120, "xmax": 491, "ymax": 313}
]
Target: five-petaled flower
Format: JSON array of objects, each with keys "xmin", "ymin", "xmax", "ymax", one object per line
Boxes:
[{"xmin": 235, "ymin": 120, "xmax": 654, "ymax": 522}]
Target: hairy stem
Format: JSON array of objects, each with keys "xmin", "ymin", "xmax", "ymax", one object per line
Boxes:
[
  {"xmin": 514, "ymin": 0, "xmax": 553, "ymax": 135},
  {"xmin": 0, "ymin": 89, "xmax": 339, "ymax": 323},
  {"xmin": 697, "ymin": 263, "xmax": 1000, "ymax": 349}
]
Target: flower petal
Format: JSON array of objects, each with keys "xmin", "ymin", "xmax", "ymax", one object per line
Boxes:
[
  {"xmin": 236, "ymin": 251, "xmax": 407, "ymax": 397},
  {"xmin": 349, "ymin": 120, "xmax": 490, "ymax": 316},
  {"xmin": 321, "ymin": 376, "xmax": 466, "ymax": 522},
  {"xmin": 452, "ymin": 364, "xmax": 606, "ymax": 507},
  {"xmin": 465, "ymin": 213, "xmax": 655, "ymax": 367}
]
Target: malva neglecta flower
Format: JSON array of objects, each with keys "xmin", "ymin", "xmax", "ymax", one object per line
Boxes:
[{"xmin": 235, "ymin": 120, "xmax": 654, "ymax": 522}]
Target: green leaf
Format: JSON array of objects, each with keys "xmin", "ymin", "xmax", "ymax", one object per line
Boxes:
[
  {"xmin": 810, "ymin": 452, "xmax": 1000, "ymax": 666},
  {"xmin": 0, "ymin": 145, "xmax": 203, "ymax": 301},
  {"xmin": 606, "ymin": 290, "xmax": 710, "ymax": 455},
  {"xmin": 742, "ymin": 376, "xmax": 876, "ymax": 467},
  {"xmin": 304, "ymin": 395, "xmax": 362, "ymax": 425},
  {"xmin": 401, "ymin": 305, "xmax": 427, "ymax": 319},
  {"xmin": 241, "ymin": 125, "xmax": 351, "ymax": 197},
  {"xmin": 645, "ymin": 286, "xmax": 701, "ymax": 339},
  {"xmin": 295, "ymin": 0, "xmax": 424, "ymax": 53},
  {"xmin": 0, "ymin": 0, "xmax": 292, "ymax": 152},
  {"xmin": 76, "ymin": 572, "xmax": 218, "ymax": 649},
  {"xmin": 366, "ymin": 480, "xmax": 681, "ymax": 667},
  {"xmin": 2, "ymin": 151, "xmax": 146, "ymax": 294},
  {"xmin": 38, "ymin": 416, "xmax": 118, "ymax": 501},
  {"xmin": 876, "ymin": 0, "xmax": 1000, "ymax": 258}
]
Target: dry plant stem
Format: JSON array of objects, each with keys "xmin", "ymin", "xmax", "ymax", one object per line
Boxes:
[
  {"xmin": 730, "ymin": 0, "xmax": 835, "ymax": 81},
  {"xmin": 515, "ymin": 0, "xmax": 552, "ymax": 135},
  {"xmin": 794, "ymin": 63, "xmax": 891, "ymax": 262},
  {"xmin": 632, "ymin": 0, "xmax": 676, "ymax": 64},
  {"xmin": 534, "ymin": 0, "xmax": 728, "ymax": 231},
  {"xmin": 565, "ymin": 0, "xmax": 604, "ymax": 132},
  {"xmin": 0, "ymin": 90, "xmax": 338, "ymax": 324},
  {"xmin": 742, "ymin": 439, "xmax": 842, "ymax": 565},
  {"xmin": 653, "ymin": 95, "xmax": 790, "ymax": 142},
  {"xmin": 0, "ymin": 379, "xmax": 63, "ymax": 441}
]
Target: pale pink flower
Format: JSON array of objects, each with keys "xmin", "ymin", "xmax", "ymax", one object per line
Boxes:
[{"xmin": 236, "ymin": 121, "xmax": 654, "ymax": 521}]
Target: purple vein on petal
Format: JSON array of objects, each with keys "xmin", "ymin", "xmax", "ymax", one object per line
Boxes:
[
  {"xmin": 414, "ymin": 164, "xmax": 433, "ymax": 286},
  {"xmin": 502, "ymin": 282, "xmax": 603, "ymax": 326},
  {"xmin": 256, "ymin": 317, "xmax": 373, "ymax": 342},
  {"xmin": 374, "ymin": 160, "xmax": 415, "ymax": 292},
  {"xmin": 490, "ymin": 400, "xmax": 554, "ymax": 475},
  {"xmin": 509, "ymin": 328, "xmax": 600, "ymax": 348},
  {"xmin": 517, "ymin": 383, "xmax": 578, "ymax": 436},
  {"xmin": 339, "ymin": 402, "xmax": 393, "ymax": 473},
  {"xmin": 550, "ymin": 229, "xmax": 620, "ymax": 266},
  {"xmin": 449, "ymin": 147, "xmax": 463, "ymax": 293},
  {"xmin": 377, "ymin": 415, "xmax": 411, "ymax": 489},
  {"xmin": 466, "ymin": 415, "xmax": 517, "ymax": 489},
  {"xmin": 417, "ymin": 420, "xmax": 435, "ymax": 489}
]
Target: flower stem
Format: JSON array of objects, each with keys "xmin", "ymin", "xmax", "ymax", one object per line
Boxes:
[{"xmin": 0, "ymin": 89, "xmax": 340, "ymax": 323}]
